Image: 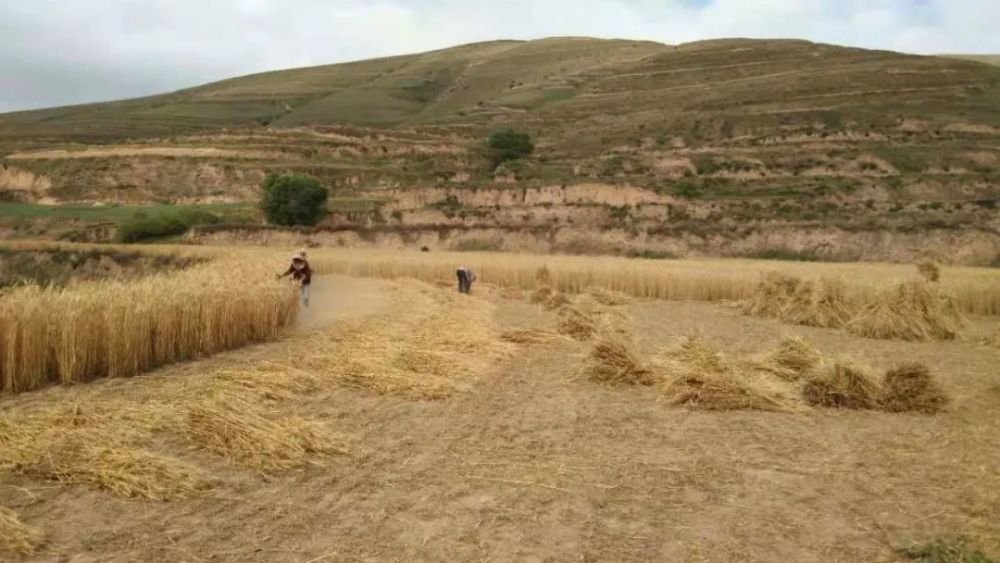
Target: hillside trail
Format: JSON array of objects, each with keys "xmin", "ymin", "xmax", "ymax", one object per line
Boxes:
[{"xmin": 292, "ymin": 275, "xmax": 388, "ymax": 332}]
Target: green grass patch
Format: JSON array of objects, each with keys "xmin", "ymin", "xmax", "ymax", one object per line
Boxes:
[
  {"xmin": 118, "ymin": 208, "xmax": 224, "ymax": 242},
  {"xmin": 326, "ymin": 197, "xmax": 387, "ymax": 213},
  {"xmin": 0, "ymin": 202, "xmax": 258, "ymax": 242},
  {"xmin": 742, "ymin": 247, "xmax": 842, "ymax": 262},
  {"xmin": 625, "ymin": 249, "xmax": 676, "ymax": 260},
  {"xmin": 453, "ymin": 238, "xmax": 504, "ymax": 252},
  {"xmin": 872, "ymin": 147, "xmax": 929, "ymax": 174},
  {"xmin": 0, "ymin": 201, "xmax": 255, "ymax": 222},
  {"xmin": 900, "ymin": 539, "xmax": 997, "ymax": 563}
]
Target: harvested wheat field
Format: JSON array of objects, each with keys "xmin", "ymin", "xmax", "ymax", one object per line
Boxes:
[{"xmin": 0, "ymin": 244, "xmax": 998, "ymax": 562}]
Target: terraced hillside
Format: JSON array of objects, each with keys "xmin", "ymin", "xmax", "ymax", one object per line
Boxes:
[{"xmin": 1, "ymin": 38, "xmax": 999, "ymax": 264}]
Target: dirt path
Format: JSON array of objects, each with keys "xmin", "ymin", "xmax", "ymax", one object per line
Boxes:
[{"xmin": 293, "ymin": 275, "xmax": 388, "ymax": 332}]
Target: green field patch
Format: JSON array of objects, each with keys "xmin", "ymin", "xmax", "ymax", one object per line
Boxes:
[{"xmin": 0, "ymin": 202, "xmax": 255, "ymax": 222}]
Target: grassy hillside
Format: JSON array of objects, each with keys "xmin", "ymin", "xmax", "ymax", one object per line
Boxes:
[
  {"xmin": 3, "ymin": 38, "xmax": 998, "ymax": 143},
  {"xmin": 0, "ymin": 38, "xmax": 665, "ymax": 140}
]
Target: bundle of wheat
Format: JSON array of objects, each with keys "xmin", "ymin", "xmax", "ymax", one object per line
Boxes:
[
  {"xmin": 802, "ymin": 362, "xmax": 880, "ymax": 409},
  {"xmin": 743, "ymin": 271, "xmax": 801, "ymax": 318},
  {"xmin": 879, "ymin": 363, "xmax": 949, "ymax": 414},
  {"xmin": 781, "ymin": 277, "xmax": 856, "ymax": 328},
  {"xmin": 585, "ymin": 286, "xmax": 633, "ymax": 306},
  {"xmin": 527, "ymin": 284, "xmax": 573, "ymax": 309},
  {"xmin": 847, "ymin": 280, "xmax": 964, "ymax": 341},
  {"xmin": 499, "ymin": 328, "xmax": 567, "ymax": 344},
  {"xmin": 743, "ymin": 272, "xmax": 856, "ymax": 328},
  {"xmin": 582, "ymin": 328, "xmax": 653, "ymax": 386},
  {"xmin": 0, "ymin": 507, "xmax": 43, "ymax": 557},
  {"xmin": 545, "ymin": 292, "xmax": 572, "ymax": 309},
  {"xmin": 557, "ymin": 306, "xmax": 599, "ymax": 340},
  {"xmin": 750, "ymin": 336, "xmax": 824, "ymax": 381},
  {"xmin": 555, "ymin": 295, "xmax": 627, "ymax": 341},
  {"xmin": 656, "ymin": 337, "xmax": 801, "ymax": 412},
  {"xmin": 917, "ymin": 261, "xmax": 941, "ymax": 282},
  {"xmin": 530, "ymin": 285, "xmax": 554, "ymax": 304},
  {"xmin": 184, "ymin": 393, "xmax": 343, "ymax": 473}
]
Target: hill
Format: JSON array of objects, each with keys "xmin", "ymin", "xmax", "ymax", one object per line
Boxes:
[
  {"xmin": 2, "ymin": 38, "xmax": 999, "ymax": 141},
  {"xmin": 1, "ymin": 37, "xmax": 999, "ymax": 264},
  {"xmin": 0, "ymin": 37, "xmax": 666, "ymax": 140}
]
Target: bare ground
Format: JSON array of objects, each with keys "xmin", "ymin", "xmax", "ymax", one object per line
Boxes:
[
  {"xmin": 293, "ymin": 275, "xmax": 389, "ymax": 332},
  {"xmin": 1, "ymin": 281, "xmax": 998, "ymax": 562}
]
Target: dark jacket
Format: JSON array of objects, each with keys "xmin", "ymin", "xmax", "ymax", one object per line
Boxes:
[{"xmin": 283, "ymin": 261, "xmax": 312, "ymax": 285}]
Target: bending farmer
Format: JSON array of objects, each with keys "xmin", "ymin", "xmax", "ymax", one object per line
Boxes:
[
  {"xmin": 456, "ymin": 265, "xmax": 476, "ymax": 294},
  {"xmin": 278, "ymin": 249, "xmax": 312, "ymax": 307}
]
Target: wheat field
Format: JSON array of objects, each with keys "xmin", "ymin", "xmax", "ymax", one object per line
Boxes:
[
  {"xmin": 0, "ymin": 251, "xmax": 298, "ymax": 394},
  {"xmin": 2, "ymin": 241, "xmax": 998, "ymax": 397},
  {"xmin": 7, "ymin": 242, "xmax": 998, "ymax": 316},
  {"xmin": 300, "ymin": 248, "xmax": 1000, "ymax": 316}
]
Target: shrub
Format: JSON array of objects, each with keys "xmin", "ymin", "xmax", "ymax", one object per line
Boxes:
[
  {"xmin": 695, "ymin": 155, "xmax": 721, "ymax": 175},
  {"xmin": 608, "ymin": 205, "xmax": 631, "ymax": 221},
  {"xmin": 118, "ymin": 208, "xmax": 220, "ymax": 243},
  {"xmin": 488, "ymin": 129, "xmax": 534, "ymax": 165},
  {"xmin": 673, "ymin": 181, "xmax": 702, "ymax": 198},
  {"xmin": 261, "ymin": 174, "xmax": 329, "ymax": 226}
]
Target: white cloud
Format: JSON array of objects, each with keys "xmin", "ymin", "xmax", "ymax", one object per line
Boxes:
[{"xmin": 0, "ymin": 0, "xmax": 997, "ymax": 112}]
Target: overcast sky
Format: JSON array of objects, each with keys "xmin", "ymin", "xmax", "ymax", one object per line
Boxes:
[{"xmin": 1, "ymin": 0, "xmax": 998, "ymax": 113}]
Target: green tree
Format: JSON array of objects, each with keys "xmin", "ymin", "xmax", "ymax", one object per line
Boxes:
[
  {"xmin": 261, "ymin": 174, "xmax": 329, "ymax": 226},
  {"xmin": 488, "ymin": 129, "xmax": 534, "ymax": 165}
]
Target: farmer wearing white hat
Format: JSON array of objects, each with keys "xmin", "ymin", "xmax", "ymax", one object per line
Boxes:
[
  {"xmin": 456, "ymin": 264, "xmax": 476, "ymax": 294},
  {"xmin": 278, "ymin": 249, "xmax": 312, "ymax": 307}
]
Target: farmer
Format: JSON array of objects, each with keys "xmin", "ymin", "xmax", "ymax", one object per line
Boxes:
[
  {"xmin": 456, "ymin": 265, "xmax": 476, "ymax": 294},
  {"xmin": 278, "ymin": 249, "xmax": 312, "ymax": 307}
]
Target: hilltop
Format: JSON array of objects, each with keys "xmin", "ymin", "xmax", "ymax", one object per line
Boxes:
[{"xmin": 1, "ymin": 37, "xmax": 999, "ymax": 264}]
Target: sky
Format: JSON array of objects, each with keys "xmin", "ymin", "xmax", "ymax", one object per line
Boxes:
[{"xmin": 1, "ymin": 0, "xmax": 998, "ymax": 113}]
